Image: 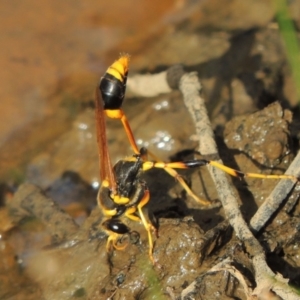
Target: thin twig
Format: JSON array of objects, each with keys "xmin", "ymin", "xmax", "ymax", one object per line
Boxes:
[
  {"xmin": 125, "ymin": 68, "xmax": 300, "ymax": 299},
  {"xmin": 181, "ymin": 258, "xmax": 253, "ymax": 299},
  {"xmin": 126, "ymin": 65, "xmax": 185, "ymax": 98},
  {"xmin": 179, "ymin": 72, "xmax": 300, "ymax": 300},
  {"xmin": 127, "ymin": 71, "xmax": 171, "ymax": 97},
  {"xmin": 250, "ymin": 151, "xmax": 300, "ymax": 232},
  {"xmin": 179, "ymin": 72, "xmax": 254, "ymax": 241}
]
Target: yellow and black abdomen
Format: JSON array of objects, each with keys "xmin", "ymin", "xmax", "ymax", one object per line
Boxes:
[{"xmin": 99, "ymin": 54, "xmax": 129, "ymax": 110}]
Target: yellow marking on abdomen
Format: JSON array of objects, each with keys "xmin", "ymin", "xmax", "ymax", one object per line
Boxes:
[{"xmin": 106, "ymin": 54, "xmax": 130, "ymax": 82}]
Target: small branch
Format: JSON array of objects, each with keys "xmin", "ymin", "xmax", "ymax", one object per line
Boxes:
[
  {"xmin": 181, "ymin": 258, "xmax": 253, "ymax": 299},
  {"xmin": 127, "ymin": 71, "xmax": 171, "ymax": 97},
  {"xmin": 124, "ymin": 67, "xmax": 300, "ymax": 299},
  {"xmin": 127, "ymin": 65, "xmax": 185, "ymax": 97},
  {"xmin": 179, "ymin": 72, "xmax": 300, "ymax": 300},
  {"xmin": 250, "ymin": 151, "xmax": 300, "ymax": 233},
  {"xmin": 179, "ymin": 72, "xmax": 253, "ymax": 241}
]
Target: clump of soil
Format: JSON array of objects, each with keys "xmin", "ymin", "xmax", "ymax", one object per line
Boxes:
[{"xmin": 2, "ymin": 100, "xmax": 300, "ymax": 299}]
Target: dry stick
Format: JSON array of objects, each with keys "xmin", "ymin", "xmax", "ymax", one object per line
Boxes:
[
  {"xmin": 179, "ymin": 72, "xmax": 300, "ymax": 300},
  {"xmin": 250, "ymin": 152, "xmax": 300, "ymax": 232},
  {"xmin": 127, "ymin": 71, "xmax": 171, "ymax": 98},
  {"xmin": 126, "ymin": 65, "xmax": 185, "ymax": 98},
  {"xmin": 126, "ymin": 67, "xmax": 300, "ymax": 298},
  {"xmin": 128, "ymin": 66, "xmax": 300, "ymax": 231},
  {"xmin": 181, "ymin": 258, "xmax": 252, "ymax": 299}
]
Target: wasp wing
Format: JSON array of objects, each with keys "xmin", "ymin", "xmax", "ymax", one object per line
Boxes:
[{"xmin": 95, "ymin": 87, "xmax": 117, "ymax": 194}]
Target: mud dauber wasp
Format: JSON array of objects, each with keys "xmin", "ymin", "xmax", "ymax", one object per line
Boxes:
[{"xmin": 95, "ymin": 54, "xmax": 298, "ymax": 264}]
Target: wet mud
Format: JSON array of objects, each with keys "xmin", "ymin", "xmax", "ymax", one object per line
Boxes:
[
  {"xmin": 1, "ymin": 100, "xmax": 300, "ymax": 299},
  {"xmin": 1, "ymin": 1, "xmax": 300, "ymax": 299}
]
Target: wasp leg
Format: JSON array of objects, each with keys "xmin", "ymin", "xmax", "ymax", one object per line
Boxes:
[
  {"xmin": 125, "ymin": 190, "xmax": 156, "ymax": 264},
  {"xmin": 183, "ymin": 159, "xmax": 299, "ymax": 182},
  {"xmin": 137, "ymin": 190, "xmax": 156, "ymax": 264},
  {"xmin": 105, "ymin": 109, "xmax": 140, "ymax": 155},
  {"xmin": 139, "ymin": 150, "xmax": 210, "ymax": 205},
  {"xmin": 143, "ymin": 159, "xmax": 298, "ymax": 188},
  {"xmin": 142, "ymin": 161, "xmax": 210, "ymax": 206},
  {"xmin": 120, "ymin": 112, "xmax": 140, "ymax": 155},
  {"xmin": 106, "ymin": 233, "xmax": 128, "ymax": 251},
  {"xmin": 102, "ymin": 218, "xmax": 130, "ymax": 253},
  {"xmin": 142, "ymin": 158, "xmax": 298, "ymax": 205},
  {"xmin": 163, "ymin": 166, "xmax": 210, "ymax": 205}
]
